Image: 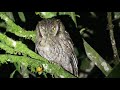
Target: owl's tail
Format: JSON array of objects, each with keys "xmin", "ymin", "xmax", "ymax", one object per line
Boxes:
[{"xmin": 71, "ymin": 54, "xmax": 78, "ymax": 77}]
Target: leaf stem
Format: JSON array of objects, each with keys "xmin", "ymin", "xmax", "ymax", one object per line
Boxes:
[{"xmin": 107, "ymin": 12, "xmax": 120, "ymax": 65}]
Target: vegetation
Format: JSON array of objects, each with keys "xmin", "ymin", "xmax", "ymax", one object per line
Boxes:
[{"xmin": 0, "ymin": 12, "xmax": 120, "ymax": 78}]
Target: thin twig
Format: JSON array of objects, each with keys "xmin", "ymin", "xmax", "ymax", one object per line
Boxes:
[{"xmin": 107, "ymin": 12, "xmax": 120, "ymax": 64}]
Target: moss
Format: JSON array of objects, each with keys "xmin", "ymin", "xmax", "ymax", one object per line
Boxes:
[{"xmin": 0, "ymin": 12, "xmax": 76, "ymax": 78}]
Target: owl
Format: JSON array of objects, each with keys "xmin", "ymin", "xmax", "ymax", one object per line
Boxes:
[{"xmin": 35, "ymin": 18, "xmax": 78, "ymax": 77}]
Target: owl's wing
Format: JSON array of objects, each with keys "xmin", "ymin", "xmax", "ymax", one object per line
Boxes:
[
  {"xmin": 64, "ymin": 31, "xmax": 78, "ymax": 76},
  {"xmin": 35, "ymin": 24, "xmax": 42, "ymax": 53},
  {"xmin": 68, "ymin": 40, "xmax": 78, "ymax": 76}
]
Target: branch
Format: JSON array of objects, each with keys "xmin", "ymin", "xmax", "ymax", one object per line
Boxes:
[
  {"xmin": 0, "ymin": 12, "xmax": 36, "ymax": 42},
  {"xmin": 0, "ymin": 33, "xmax": 44, "ymax": 61},
  {"xmin": 0, "ymin": 54, "xmax": 76, "ymax": 78},
  {"xmin": 107, "ymin": 12, "xmax": 120, "ymax": 65},
  {"xmin": 0, "ymin": 33, "xmax": 76, "ymax": 78}
]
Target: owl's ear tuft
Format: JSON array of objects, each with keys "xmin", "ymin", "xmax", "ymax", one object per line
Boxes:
[
  {"xmin": 52, "ymin": 20, "xmax": 61, "ymax": 36},
  {"xmin": 36, "ymin": 24, "xmax": 43, "ymax": 38},
  {"xmin": 59, "ymin": 21, "xmax": 65, "ymax": 32}
]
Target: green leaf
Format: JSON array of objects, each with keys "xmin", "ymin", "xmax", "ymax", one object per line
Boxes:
[
  {"xmin": 35, "ymin": 12, "xmax": 79, "ymax": 27},
  {"xmin": 10, "ymin": 70, "xmax": 16, "ymax": 78},
  {"xmin": 83, "ymin": 39, "xmax": 112, "ymax": 76},
  {"xmin": 58, "ymin": 12, "xmax": 78, "ymax": 27},
  {"xmin": 43, "ymin": 72, "xmax": 48, "ymax": 78},
  {"xmin": 5, "ymin": 12, "xmax": 15, "ymax": 22},
  {"xmin": 0, "ymin": 13, "xmax": 35, "ymax": 42},
  {"xmin": 80, "ymin": 57, "xmax": 94, "ymax": 72},
  {"xmin": 35, "ymin": 12, "xmax": 57, "ymax": 19},
  {"xmin": 90, "ymin": 12, "xmax": 97, "ymax": 18},
  {"xmin": 0, "ymin": 55, "xmax": 76, "ymax": 78},
  {"xmin": 107, "ymin": 63, "xmax": 120, "ymax": 78},
  {"xmin": 18, "ymin": 12, "xmax": 26, "ymax": 22},
  {"xmin": 0, "ymin": 22, "xmax": 6, "ymax": 28},
  {"xmin": 114, "ymin": 12, "xmax": 120, "ymax": 19},
  {"xmin": 20, "ymin": 63, "xmax": 29, "ymax": 78},
  {"xmin": 14, "ymin": 62, "xmax": 21, "ymax": 72}
]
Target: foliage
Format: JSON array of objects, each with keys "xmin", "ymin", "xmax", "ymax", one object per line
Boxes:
[{"xmin": 0, "ymin": 12, "xmax": 120, "ymax": 78}]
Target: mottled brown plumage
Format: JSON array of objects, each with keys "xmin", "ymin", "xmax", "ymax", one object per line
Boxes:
[{"xmin": 35, "ymin": 18, "xmax": 78, "ymax": 76}]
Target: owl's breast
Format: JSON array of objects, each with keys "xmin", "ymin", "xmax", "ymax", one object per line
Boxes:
[
  {"xmin": 38, "ymin": 38, "xmax": 62, "ymax": 62},
  {"xmin": 36, "ymin": 37, "xmax": 76, "ymax": 74}
]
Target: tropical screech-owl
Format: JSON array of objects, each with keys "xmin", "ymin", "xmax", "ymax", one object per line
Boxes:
[{"xmin": 35, "ymin": 18, "xmax": 78, "ymax": 76}]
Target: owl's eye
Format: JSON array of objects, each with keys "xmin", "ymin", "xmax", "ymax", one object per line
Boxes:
[{"xmin": 52, "ymin": 27, "xmax": 56, "ymax": 32}]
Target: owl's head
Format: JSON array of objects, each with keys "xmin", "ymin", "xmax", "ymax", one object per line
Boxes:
[{"xmin": 36, "ymin": 18, "xmax": 65, "ymax": 38}]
